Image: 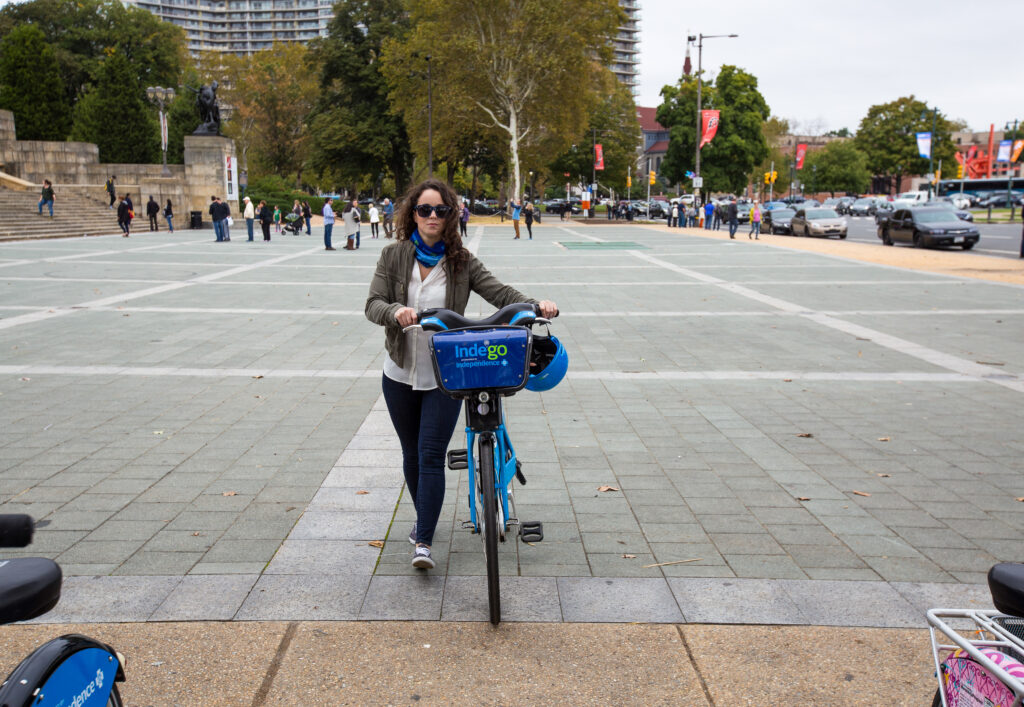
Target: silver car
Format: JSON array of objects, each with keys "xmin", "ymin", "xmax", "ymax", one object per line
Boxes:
[{"xmin": 790, "ymin": 208, "xmax": 848, "ymax": 239}]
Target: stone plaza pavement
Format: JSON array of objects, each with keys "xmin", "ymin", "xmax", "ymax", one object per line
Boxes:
[{"xmin": 1, "ymin": 222, "xmax": 1022, "ymax": 626}]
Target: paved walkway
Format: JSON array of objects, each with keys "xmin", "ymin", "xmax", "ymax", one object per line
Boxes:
[{"xmin": 2, "ymin": 223, "xmax": 1023, "ymax": 626}]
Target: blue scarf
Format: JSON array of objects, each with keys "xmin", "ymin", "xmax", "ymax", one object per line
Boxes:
[{"xmin": 410, "ymin": 229, "xmax": 446, "ymax": 267}]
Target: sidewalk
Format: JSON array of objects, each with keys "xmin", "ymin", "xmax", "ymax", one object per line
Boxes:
[{"xmin": 1, "ymin": 222, "xmax": 1021, "ymax": 704}]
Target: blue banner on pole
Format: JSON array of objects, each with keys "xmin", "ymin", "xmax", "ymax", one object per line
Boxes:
[
  {"xmin": 916, "ymin": 132, "xmax": 932, "ymax": 159},
  {"xmin": 996, "ymin": 140, "xmax": 1012, "ymax": 162}
]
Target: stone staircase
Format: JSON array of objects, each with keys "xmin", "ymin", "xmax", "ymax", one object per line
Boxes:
[{"xmin": 0, "ymin": 186, "xmax": 126, "ymax": 241}]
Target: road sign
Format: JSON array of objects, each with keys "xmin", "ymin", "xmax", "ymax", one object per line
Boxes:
[{"xmin": 692, "ymin": 176, "xmax": 703, "ymax": 188}]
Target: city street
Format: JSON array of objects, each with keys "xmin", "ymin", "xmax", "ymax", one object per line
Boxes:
[{"xmin": 823, "ymin": 215, "xmax": 1022, "ymax": 259}]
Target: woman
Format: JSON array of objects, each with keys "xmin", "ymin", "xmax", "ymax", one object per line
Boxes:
[
  {"xmin": 368, "ymin": 202, "xmax": 380, "ymax": 238},
  {"xmin": 164, "ymin": 199, "xmax": 174, "ymax": 233},
  {"xmin": 365, "ymin": 179, "xmax": 558, "ymax": 570},
  {"xmin": 273, "ymin": 205, "xmax": 282, "ymax": 233},
  {"xmin": 523, "ymin": 201, "xmax": 534, "ymax": 239},
  {"xmin": 258, "ymin": 200, "xmax": 272, "ymax": 241},
  {"xmin": 459, "ymin": 199, "xmax": 469, "ymax": 238},
  {"xmin": 116, "ymin": 195, "xmax": 131, "ymax": 237},
  {"xmin": 342, "ymin": 198, "xmax": 360, "ymax": 250},
  {"xmin": 749, "ymin": 200, "xmax": 762, "ymax": 240},
  {"xmin": 302, "ymin": 201, "xmax": 312, "ymax": 235}
]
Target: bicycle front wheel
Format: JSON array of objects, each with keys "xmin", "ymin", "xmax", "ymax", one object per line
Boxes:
[{"xmin": 477, "ymin": 434, "xmax": 501, "ymax": 625}]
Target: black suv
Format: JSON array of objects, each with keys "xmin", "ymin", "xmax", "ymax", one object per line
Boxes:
[{"xmin": 877, "ymin": 207, "xmax": 980, "ymax": 250}]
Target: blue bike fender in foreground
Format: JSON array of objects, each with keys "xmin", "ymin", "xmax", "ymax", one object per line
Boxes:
[{"xmin": 0, "ymin": 635, "xmax": 123, "ymax": 707}]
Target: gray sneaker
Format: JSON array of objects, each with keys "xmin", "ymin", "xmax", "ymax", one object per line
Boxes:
[
  {"xmin": 412, "ymin": 545, "xmax": 435, "ymax": 569},
  {"xmin": 409, "ymin": 524, "xmax": 417, "ymax": 545}
]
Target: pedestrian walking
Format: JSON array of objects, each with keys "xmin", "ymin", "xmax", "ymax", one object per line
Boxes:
[
  {"xmin": 273, "ymin": 205, "xmax": 281, "ymax": 234},
  {"xmin": 302, "ymin": 201, "xmax": 312, "ymax": 235},
  {"xmin": 703, "ymin": 201, "xmax": 714, "ymax": 230},
  {"xmin": 524, "ymin": 201, "xmax": 535, "ymax": 239},
  {"xmin": 243, "ymin": 196, "xmax": 255, "ymax": 241},
  {"xmin": 459, "ymin": 199, "xmax": 470, "ymax": 238},
  {"xmin": 511, "ymin": 199, "xmax": 522, "ymax": 239},
  {"xmin": 713, "ymin": 202, "xmax": 723, "ymax": 230},
  {"xmin": 146, "ymin": 195, "xmax": 160, "ymax": 231},
  {"xmin": 258, "ymin": 200, "xmax": 272, "ymax": 241},
  {"xmin": 116, "ymin": 195, "xmax": 131, "ymax": 237},
  {"xmin": 364, "ymin": 177, "xmax": 559, "ymax": 570},
  {"xmin": 322, "ymin": 196, "xmax": 335, "ymax": 250},
  {"xmin": 37, "ymin": 180, "xmax": 54, "ymax": 218},
  {"xmin": 343, "ymin": 198, "xmax": 360, "ymax": 250},
  {"xmin": 749, "ymin": 200, "xmax": 762, "ymax": 239},
  {"xmin": 369, "ymin": 202, "xmax": 380, "ymax": 238},
  {"xmin": 105, "ymin": 175, "xmax": 116, "ymax": 209},
  {"xmin": 124, "ymin": 193, "xmax": 134, "ymax": 224},
  {"xmin": 383, "ymin": 197, "xmax": 395, "ymax": 238},
  {"xmin": 210, "ymin": 196, "xmax": 229, "ymax": 242},
  {"xmin": 727, "ymin": 198, "xmax": 739, "ymax": 238},
  {"xmin": 164, "ymin": 199, "xmax": 174, "ymax": 232},
  {"xmin": 670, "ymin": 203, "xmax": 679, "ymax": 228},
  {"xmin": 291, "ymin": 199, "xmax": 302, "ymax": 234}
]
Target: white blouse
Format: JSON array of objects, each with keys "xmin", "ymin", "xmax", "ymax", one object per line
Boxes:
[{"xmin": 383, "ymin": 258, "xmax": 447, "ymax": 390}]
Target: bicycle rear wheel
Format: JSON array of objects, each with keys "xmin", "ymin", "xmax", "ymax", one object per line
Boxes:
[{"xmin": 477, "ymin": 434, "xmax": 501, "ymax": 625}]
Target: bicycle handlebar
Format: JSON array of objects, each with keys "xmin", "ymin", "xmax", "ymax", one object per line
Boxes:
[
  {"xmin": 413, "ymin": 302, "xmax": 557, "ymax": 334},
  {"xmin": 0, "ymin": 514, "xmax": 34, "ymax": 548}
]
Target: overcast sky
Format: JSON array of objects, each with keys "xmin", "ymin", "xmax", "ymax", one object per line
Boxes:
[{"xmin": 637, "ymin": 0, "xmax": 1019, "ymax": 135}]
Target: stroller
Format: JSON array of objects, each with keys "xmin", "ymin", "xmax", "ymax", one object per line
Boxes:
[{"xmin": 283, "ymin": 212, "xmax": 303, "ymax": 235}]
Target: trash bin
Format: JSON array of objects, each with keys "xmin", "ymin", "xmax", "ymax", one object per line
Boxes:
[{"xmin": 190, "ymin": 211, "xmax": 202, "ymax": 229}]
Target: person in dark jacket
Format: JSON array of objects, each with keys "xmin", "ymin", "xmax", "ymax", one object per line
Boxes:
[
  {"xmin": 164, "ymin": 199, "xmax": 174, "ymax": 233},
  {"xmin": 37, "ymin": 180, "xmax": 54, "ymax": 218},
  {"xmin": 146, "ymin": 196, "xmax": 160, "ymax": 231},
  {"xmin": 258, "ymin": 200, "xmax": 272, "ymax": 241},
  {"xmin": 727, "ymin": 198, "xmax": 739, "ymax": 238},
  {"xmin": 302, "ymin": 201, "xmax": 312, "ymax": 235},
  {"xmin": 116, "ymin": 195, "xmax": 131, "ymax": 237}
]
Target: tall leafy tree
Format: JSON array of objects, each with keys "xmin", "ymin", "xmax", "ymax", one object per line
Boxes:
[
  {"xmin": 657, "ymin": 65, "xmax": 770, "ymax": 195},
  {"xmin": 751, "ymin": 116, "xmax": 792, "ymax": 199},
  {"xmin": 306, "ymin": 0, "xmax": 412, "ymax": 194},
  {"xmin": 803, "ymin": 140, "xmax": 871, "ymax": 196},
  {"xmin": 0, "ymin": 25, "xmax": 71, "ymax": 140},
  {"xmin": 70, "ymin": 50, "xmax": 158, "ymax": 164},
  {"xmin": 382, "ymin": 0, "xmax": 622, "ymax": 199},
  {"xmin": 0, "ymin": 0, "xmax": 184, "ymax": 109},
  {"xmin": 855, "ymin": 95, "xmax": 957, "ymax": 191}
]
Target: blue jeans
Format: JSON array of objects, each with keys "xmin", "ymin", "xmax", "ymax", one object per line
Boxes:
[
  {"xmin": 750, "ymin": 221, "xmax": 760, "ymax": 237},
  {"xmin": 213, "ymin": 219, "xmax": 224, "ymax": 241},
  {"xmin": 165, "ymin": 215, "xmax": 174, "ymax": 232},
  {"xmin": 728, "ymin": 220, "xmax": 738, "ymax": 236},
  {"xmin": 381, "ymin": 374, "xmax": 462, "ymax": 546},
  {"xmin": 246, "ymin": 218, "xmax": 254, "ymax": 241},
  {"xmin": 38, "ymin": 199, "xmax": 53, "ymax": 217},
  {"xmin": 304, "ymin": 216, "xmax": 311, "ymax": 234},
  {"xmin": 704, "ymin": 215, "xmax": 713, "ymax": 229},
  {"xmin": 323, "ymin": 223, "xmax": 333, "ymax": 249}
]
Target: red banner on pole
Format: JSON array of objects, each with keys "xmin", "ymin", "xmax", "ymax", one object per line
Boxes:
[
  {"xmin": 594, "ymin": 143, "xmax": 604, "ymax": 171},
  {"xmin": 699, "ymin": 110, "xmax": 720, "ymax": 149},
  {"xmin": 795, "ymin": 143, "xmax": 807, "ymax": 170}
]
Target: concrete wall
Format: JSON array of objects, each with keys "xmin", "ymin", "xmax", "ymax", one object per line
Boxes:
[{"xmin": 0, "ymin": 109, "xmax": 236, "ymax": 220}]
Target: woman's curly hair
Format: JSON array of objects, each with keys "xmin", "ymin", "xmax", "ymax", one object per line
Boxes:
[{"xmin": 394, "ymin": 178, "xmax": 468, "ymax": 273}]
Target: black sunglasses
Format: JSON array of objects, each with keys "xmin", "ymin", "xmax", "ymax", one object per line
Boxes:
[{"xmin": 414, "ymin": 204, "xmax": 453, "ymax": 218}]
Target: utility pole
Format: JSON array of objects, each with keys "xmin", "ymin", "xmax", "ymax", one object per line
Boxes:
[
  {"xmin": 426, "ymin": 55, "xmax": 433, "ymax": 178},
  {"xmin": 686, "ymin": 32, "xmax": 738, "ymax": 205}
]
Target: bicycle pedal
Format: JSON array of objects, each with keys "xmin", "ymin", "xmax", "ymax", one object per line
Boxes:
[
  {"xmin": 447, "ymin": 449, "xmax": 468, "ymax": 470},
  {"xmin": 515, "ymin": 459, "xmax": 526, "ymax": 486},
  {"xmin": 520, "ymin": 521, "xmax": 543, "ymax": 543}
]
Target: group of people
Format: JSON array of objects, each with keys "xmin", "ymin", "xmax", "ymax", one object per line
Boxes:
[
  {"xmin": 663, "ymin": 198, "xmax": 763, "ymax": 239},
  {"xmin": 509, "ymin": 199, "xmax": 537, "ymax": 239}
]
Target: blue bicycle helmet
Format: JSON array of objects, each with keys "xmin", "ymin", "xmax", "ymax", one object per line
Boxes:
[{"xmin": 525, "ymin": 333, "xmax": 567, "ymax": 392}]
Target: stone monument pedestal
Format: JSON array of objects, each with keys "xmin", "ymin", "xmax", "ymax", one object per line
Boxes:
[{"xmin": 184, "ymin": 135, "xmax": 239, "ymax": 216}]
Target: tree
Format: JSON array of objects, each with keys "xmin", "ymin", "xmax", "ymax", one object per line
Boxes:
[
  {"xmin": 657, "ymin": 65, "xmax": 770, "ymax": 195},
  {"xmin": 217, "ymin": 44, "xmax": 317, "ymax": 182},
  {"xmin": 855, "ymin": 95, "xmax": 957, "ymax": 192},
  {"xmin": 0, "ymin": 0, "xmax": 184, "ymax": 110},
  {"xmin": 306, "ymin": 0, "xmax": 413, "ymax": 195},
  {"xmin": 0, "ymin": 25, "xmax": 71, "ymax": 140},
  {"xmin": 803, "ymin": 140, "xmax": 871, "ymax": 196},
  {"xmin": 70, "ymin": 50, "xmax": 158, "ymax": 164},
  {"xmin": 381, "ymin": 0, "xmax": 622, "ymax": 199}
]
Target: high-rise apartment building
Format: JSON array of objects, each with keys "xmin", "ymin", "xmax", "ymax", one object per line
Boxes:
[
  {"xmin": 612, "ymin": 0, "xmax": 640, "ymax": 95},
  {"xmin": 124, "ymin": 0, "xmax": 333, "ymax": 55}
]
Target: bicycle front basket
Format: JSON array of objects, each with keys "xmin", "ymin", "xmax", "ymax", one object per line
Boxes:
[{"xmin": 429, "ymin": 326, "xmax": 532, "ymax": 396}]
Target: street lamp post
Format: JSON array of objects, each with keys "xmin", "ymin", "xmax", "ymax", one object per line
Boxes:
[
  {"xmin": 920, "ymin": 107, "xmax": 938, "ymax": 201},
  {"xmin": 146, "ymin": 86, "xmax": 176, "ymax": 177},
  {"xmin": 686, "ymin": 32, "xmax": 738, "ymax": 205},
  {"xmin": 426, "ymin": 55, "xmax": 433, "ymax": 178}
]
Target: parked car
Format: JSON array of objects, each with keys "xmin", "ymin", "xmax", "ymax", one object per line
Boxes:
[
  {"xmin": 931, "ymin": 200, "xmax": 974, "ymax": 222},
  {"xmin": 762, "ymin": 201, "xmax": 790, "ymax": 212},
  {"xmin": 977, "ymin": 192, "xmax": 1024, "ymax": 209},
  {"xmin": 790, "ymin": 208, "xmax": 848, "ymax": 238},
  {"xmin": 877, "ymin": 207, "xmax": 980, "ymax": 249},
  {"xmin": 848, "ymin": 197, "xmax": 878, "ymax": 216},
  {"xmin": 763, "ymin": 207, "xmax": 796, "ymax": 234},
  {"xmin": 941, "ymin": 194, "xmax": 972, "ymax": 210}
]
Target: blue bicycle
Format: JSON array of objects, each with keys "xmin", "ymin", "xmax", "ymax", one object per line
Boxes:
[
  {"xmin": 413, "ymin": 302, "xmax": 567, "ymax": 625},
  {"xmin": 0, "ymin": 514, "xmax": 127, "ymax": 706}
]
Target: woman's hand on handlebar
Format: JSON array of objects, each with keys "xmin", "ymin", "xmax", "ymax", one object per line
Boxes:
[
  {"xmin": 395, "ymin": 306, "xmax": 418, "ymax": 328},
  {"xmin": 537, "ymin": 300, "xmax": 558, "ymax": 319}
]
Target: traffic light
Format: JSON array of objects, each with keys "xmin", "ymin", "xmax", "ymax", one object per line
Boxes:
[
  {"xmin": 771, "ymin": 171, "xmax": 778, "ymax": 183},
  {"xmin": 933, "ymin": 169, "xmax": 941, "ymax": 185},
  {"xmin": 627, "ymin": 175, "xmax": 631, "ymax": 188},
  {"xmin": 956, "ymin": 164, "xmax": 964, "ymax": 178},
  {"xmin": 764, "ymin": 172, "xmax": 771, "ymax": 185},
  {"xmin": 648, "ymin": 170, "xmax": 656, "ymax": 185}
]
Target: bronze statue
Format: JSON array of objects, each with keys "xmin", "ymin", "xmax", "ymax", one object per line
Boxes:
[{"xmin": 189, "ymin": 81, "xmax": 221, "ymax": 135}]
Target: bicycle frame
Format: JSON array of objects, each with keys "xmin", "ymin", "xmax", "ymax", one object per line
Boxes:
[{"xmin": 463, "ymin": 396, "xmax": 519, "ymax": 539}]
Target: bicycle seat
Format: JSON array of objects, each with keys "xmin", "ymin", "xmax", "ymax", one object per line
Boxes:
[
  {"xmin": 0, "ymin": 557, "xmax": 62, "ymax": 624},
  {"xmin": 989, "ymin": 563, "xmax": 1024, "ymax": 617},
  {"xmin": 420, "ymin": 303, "xmax": 537, "ymax": 331}
]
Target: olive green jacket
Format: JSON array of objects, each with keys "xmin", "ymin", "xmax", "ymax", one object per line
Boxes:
[{"xmin": 365, "ymin": 240, "xmax": 536, "ymax": 367}]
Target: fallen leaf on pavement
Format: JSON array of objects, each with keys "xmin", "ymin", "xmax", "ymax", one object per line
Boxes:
[
  {"xmin": 877, "ymin": 437, "xmax": 891, "ymax": 442},
  {"xmin": 796, "ymin": 433, "xmax": 813, "ymax": 438},
  {"xmin": 621, "ymin": 554, "xmax": 636, "ymax": 559},
  {"xmin": 356, "ymin": 490, "xmax": 369, "ymax": 495},
  {"xmin": 782, "ymin": 378, "xmax": 792, "ymax": 382},
  {"xmin": 192, "ymin": 532, "xmax": 200, "ymax": 536},
  {"xmin": 852, "ymin": 490, "xmax": 871, "ymax": 497},
  {"xmin": 153, "ymin": 430, "xmax": 163, "ymax": 435},
  {"xmin": 252, "ymin": 375, "xmax": 263, "ymax": 379},
  {"xmin": 797, "ymin": 497, "xmax": 811, "ymax": 501},
  {"xmin": 597, "ymin": 486, "xmax": 620, "ymax": 492},
  {"xmin": 877, "ymin": 473, "xmax": 891, "ymax": 478},
  {"xmin": 222, "ymin": 491, "xmax": 237, "ymax": 496},
  {"xmin": 1016, "ymin": 498, "xmax": 1024, "ymax": 503},
  {"xmin": 368, "ymin": 540, "xmax": 384, "ymax": 548}
]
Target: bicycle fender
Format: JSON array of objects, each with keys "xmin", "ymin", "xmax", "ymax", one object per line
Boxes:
[{"xmin": 0, "ymin": 634, "xmax": 124, "ymax": 707}]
